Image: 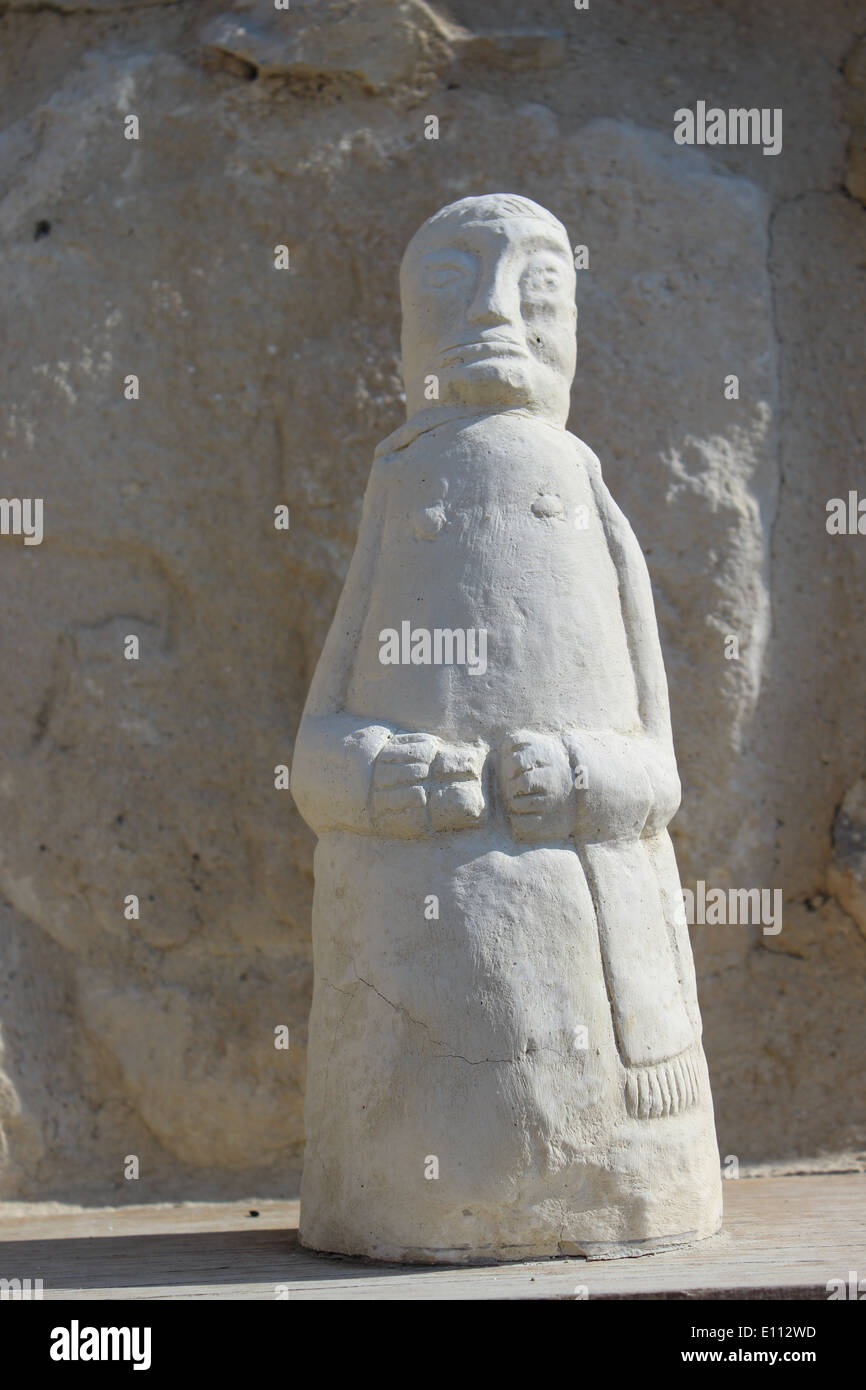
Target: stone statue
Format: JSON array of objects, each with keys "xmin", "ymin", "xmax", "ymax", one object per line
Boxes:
[{"xmin": 291, "ymin": 193, "xmax": 722, "ymax": 1263}]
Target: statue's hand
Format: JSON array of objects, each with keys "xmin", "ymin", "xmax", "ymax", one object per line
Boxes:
[
  {"xmin": 370, "ymin": 733, "xmax": 437, "ymax": 837},
  {"xmin": 370, "ymin": 734, "xmax": 486, "ymax": 837},
  {"xmin": 563, "ymin": 731, "xmax": 654, "ymax": 842},
  {"xmin": 499, "ymin": 731, "xmax": 575, "ymax": 843},
  {"xmin": 427, "ymin": 742, "xmax": 487, "ymax": 832}
]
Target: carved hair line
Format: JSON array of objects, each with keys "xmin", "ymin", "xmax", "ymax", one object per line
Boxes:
[{"xmin": 422, "ymin": 193, "xmax": 569, "ymax": 238}]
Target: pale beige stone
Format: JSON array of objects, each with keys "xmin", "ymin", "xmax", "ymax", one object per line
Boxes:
[
  {"xmin": 0, "ymin": 0, "xmax": 863, "ymax": 1203},
  {"xmin": 202, "ymin": 0, "xmax": 468, "ymax": 92},
  {"xmin": 292, "ymin": 195, "xmax": 722, "ymax": 1262}
]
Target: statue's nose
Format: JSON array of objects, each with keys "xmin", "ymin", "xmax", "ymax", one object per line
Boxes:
[{"xmin": 465, "ymin": 267, "xmax": 517, "ymax": 327}]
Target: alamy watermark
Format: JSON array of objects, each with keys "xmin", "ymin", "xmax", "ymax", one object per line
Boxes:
[
  {"xmin": 826, "ymin": 1271, "xmax": 866, "ymax": 1299},
  {"xmin": 378, "ymin": 622, "xmax": 487, "ymax": 676},
  {"xmin": 0, "ymin": 497, "xmax": 43, "ymax": 545},
  {"xmin": 679, "ymin": 881, "xmax": 783, "ymax": 935},
  {"xmin": 826, "ymin": 491, "xmax": 866, "ymax": 534},
  {"xmin": 50, "ymin": 1321, "xmax": 151, "ymax": 1370},
  {"xmin": 674, "ymin": 101, "xmax": 782, "ymax": 156},
  {"xmin": 1, "ymin": 1276, "xmax": 43, "ymax": 1300}
]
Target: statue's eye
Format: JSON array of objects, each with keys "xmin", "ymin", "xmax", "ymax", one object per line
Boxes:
[
  {"xmin": 521, "ymin": 264, "xmax": 564, "ymax": 296},
  {"xmin": 423, "ymin": 262, "xmax": 466, "ymax": 289}
]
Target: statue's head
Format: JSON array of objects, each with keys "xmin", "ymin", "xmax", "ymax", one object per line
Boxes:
[{"xmin": 400, "ymin": 194, "xmax": 577, "ymax": 428}]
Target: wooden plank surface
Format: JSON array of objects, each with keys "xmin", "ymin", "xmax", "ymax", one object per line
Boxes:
[{"xmin": 0, "ymin": 1174, "xmax": 863, "ymax": 1300}]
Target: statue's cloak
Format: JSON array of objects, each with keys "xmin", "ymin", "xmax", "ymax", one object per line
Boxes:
[{"xmin": 291, "ymin": 409, "xmax": 721, "ymax": 1258}]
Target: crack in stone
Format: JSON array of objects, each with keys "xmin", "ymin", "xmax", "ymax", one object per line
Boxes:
[{"xmin": 322, "ymin": 972, "xmax": 572, "ymax": 1066}]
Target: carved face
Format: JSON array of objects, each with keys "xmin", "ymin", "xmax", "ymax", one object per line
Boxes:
[{"xmin": 400, "ymin": 199, "xmax": 577, "ymax": 426}]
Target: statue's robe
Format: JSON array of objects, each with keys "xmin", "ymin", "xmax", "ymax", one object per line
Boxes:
[{"xmin": 291, "ymin": 408, "xmax": 722, "ymax": 1262}]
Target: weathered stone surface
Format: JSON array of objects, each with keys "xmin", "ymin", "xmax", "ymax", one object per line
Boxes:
[
  {"xmin": 0, "ymin": 2, "xmax": 179, "ymax": 11},
  {"xmin": 828, "ymin": 782, "xmax": 866, "ymax": 934},
  {"xmin": 0, "ymin": 0, "xmax": 863, "ymax": 1200},
  {"xmin": 843, "ymin": 37, "xmax": 866, "ymax": 204},
  {"xmin": 293, "ymin": 192, "xmax": 723, "ymax": 1263},
  {"xmin": 202, "ymin": 0, "xmax": 467, "ymax": 92}
]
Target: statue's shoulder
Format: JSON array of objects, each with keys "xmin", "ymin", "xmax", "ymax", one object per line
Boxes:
[
  {"xmin": 565, "ymin": 431, "xmax": 613, "ymax": 504},
  {"xmin": 373, "ymin": 405, "xmax": 461, "ymax": 462},
  {"xmin": 373, "ymin": 418, "xmax": 412, "ymax": 461},
  {"xmin": 368, "ymin": 448, "xmax": 402, "ymax": 477},
  {"xmin": 565, "ymin": 430, "xmax": 602, "ymax": 468},
  {"xmin": 363, "ymin": 433, "xmax": 407, "ymax": 497},
  {"xmin": 565, "ymin": 431, "xmax": 646, "ymax": 561}
]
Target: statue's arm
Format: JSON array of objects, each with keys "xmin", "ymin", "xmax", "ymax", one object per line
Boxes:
[
  {"xmin": 497, "ymin": 447, "xmax": 681, "ymax": 846},
  {"xmin": 574, "ymin": 446, "xmax": 682, "ymax": 839},
  {"xmin": 289, "ymin": 458, "xmax": 394, "ymax": 836},
  {"xmin": 292, "ymin": 453, "xmax": 488, "ymax": 840}
]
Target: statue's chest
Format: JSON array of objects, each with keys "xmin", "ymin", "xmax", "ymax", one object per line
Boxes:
[
  {"xmin": 381, "ymin": 432, "xmax": 614, "ymax": 604},
  {"xmin": 353, "ymin": 423, "xmax": 638, "ymax": 733}
]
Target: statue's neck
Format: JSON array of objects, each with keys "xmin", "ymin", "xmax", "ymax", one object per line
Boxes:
[{"xmin": 375, "ymin": 403, "xmax": 567, "ymax": 458}]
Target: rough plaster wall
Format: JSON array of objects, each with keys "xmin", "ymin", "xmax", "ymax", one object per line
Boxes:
[{"xmin": 0, "ymin": 0, "xmax": 863, "ymax": 1199}]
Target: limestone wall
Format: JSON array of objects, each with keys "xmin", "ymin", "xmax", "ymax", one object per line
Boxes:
[{"xmin": 0, "ymin": 0, "xmax": 863, "ymax": 1199}]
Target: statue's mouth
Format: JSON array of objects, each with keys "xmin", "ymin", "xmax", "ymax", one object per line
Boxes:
[{"xmin": 438, "ymin": 337, "xmax": 528, "ymax": 366}]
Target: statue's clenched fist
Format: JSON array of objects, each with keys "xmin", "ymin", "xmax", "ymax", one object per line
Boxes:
[
  {"xmin": 499, "ymin": 730, "xmax": 576, "ymax": 842},
  {"xmin": 370, "ymin": 733, "xmax": 487, "ymax": 836}
]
